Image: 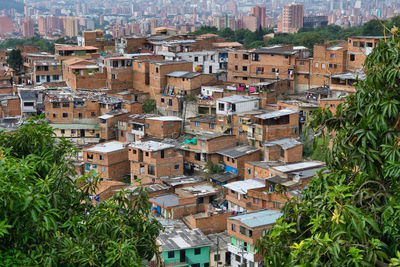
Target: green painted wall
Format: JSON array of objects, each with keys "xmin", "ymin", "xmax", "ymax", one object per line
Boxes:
[
  {"xmin": 162, "ymin": 246, "xmax": 210, "ymax": 267},
  {"xmin": 185, "ymin": 246, "xmax": 210, "ymax": 266}
]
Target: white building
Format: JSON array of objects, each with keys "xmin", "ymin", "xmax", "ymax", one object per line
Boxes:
[{"xmin": 216, "ymin": 95, "xmax": 260, "ymax": 116}]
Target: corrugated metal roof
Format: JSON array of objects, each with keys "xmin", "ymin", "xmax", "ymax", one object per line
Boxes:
[
  {"xmin": 223, "ymin": 179, "xmax": 265, "ymax": 194},
  {"xmin": 265, "ymin": 138, "xmax": 302, "ymax": 150},
  {"xmin": 255, "ymin": 109, "xmax": 298, "ymax": 120},
  {"xmin": 149, "ymin": 193, "xmax": 180, "ymax": 208},
  {"xmin": 158, "ymin": 228, "xmax": 212, "ymax": 251},
  {"xmin": 217, "ymin": 145, "xmax": 259, "ymax": 159},
  {"xmin": 50, "ymin": 123, "xmax": 99, "ymax": 130},
  {"xmin": 271, "ymin": 161, "xmax": 325, "ymax": 173},
  {"xmin": 229, "ymin": 209, "xmax": 282, "ymax": 228},
  {"xmin": 217, "ymin": 95, "xmax": 259, "ymax": 104}
]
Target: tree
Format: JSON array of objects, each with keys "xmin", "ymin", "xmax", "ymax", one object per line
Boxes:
[
  {"xmin": 257, "ymin": 29, "xmax": 400, "ymax": 266},
  {"xmin": 6, "ymin": 49, "xmax": 22, "ymax": 71},
  {"xmin": 0, "ymin": 117, "xmax": 162, "ymax": 266},
  {"xmin": 142, "ymin": 99, "xmax": 156, "ymax": 113}
]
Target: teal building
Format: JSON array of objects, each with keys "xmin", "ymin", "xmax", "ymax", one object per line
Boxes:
[{"xmin": 158, "ymin": 228, "xmax": 212, "ymax": 267}]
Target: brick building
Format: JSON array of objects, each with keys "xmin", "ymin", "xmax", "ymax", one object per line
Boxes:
[
  {"xmin": 347, "ymin": 36, "xmax": 383, "ymax": 72},
  {"xmin": 62, "ymin": 58, "xmax": 106, "ymax": 90},
  {"xmin": 149, "ymin": 182, "xmax": 219, "ymax": 219},
  {"xmin": 217, "ymin": 146, "xmax": 260, "ymax": 177},
  {"xmin": 55, "ymin": 45, "xmax": 99, "ymax": 62},
  {"xmin": 181, "ymin": 133, "xmax": 237, "ymax": 170},
  {"xmin": 227, "ymin": 46, "xmax": 309, "ymax": 88},
  {"xmin": 33, "ymin": 61, "xmax": 63, "ymax": 86},
  {"xmin": 227, "ymin": 210, "xmax": 282, "ymax": 267},
  {"xmin": 128, "ymin": 141, "xmax": 183, "ymax": 184},
  {"xmin": 104, "ymin": 57, "xmax": 133, "ymax": 92},
  {"xmin": 83, "ymin": 141, "xmax": 130, "ymax": 182}
]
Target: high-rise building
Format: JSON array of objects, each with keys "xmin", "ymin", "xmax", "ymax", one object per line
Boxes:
[
  {"xmin": 64, "ymin": 17, "xmax": 79, "ymax": 37},
  {"xmin": 281, "ymin": 3, "xmax": 303, "ymax": 33},
  {"xmin": 242, "ymin": 15, "xmax": 258, "ymax": 32},
  {"xmin": 38, "ymin": 17, "xmax": 47, "ymax": 36},
  {"xmin": 0, "ymin": 16, "xmax": 14, "ymax": 34},
  {"xmin": 251, "ymin": 6, "xmax": 266, "ymax": 28},
  {"xmin": 213, "ymin": 15, "xmax": 236, "ymax": 30},
  {"xmin": 22, "ymin": 17, "xmax": 34, "ymax": 38}
]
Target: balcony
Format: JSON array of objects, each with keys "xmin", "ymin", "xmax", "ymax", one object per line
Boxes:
[
  {"xmin": 227, "ymin": 244, "xmax": 255, "ymax": 262},
  {"xmin": 198, "ymin": 98, "xmax": 216, "ymax": 106}
]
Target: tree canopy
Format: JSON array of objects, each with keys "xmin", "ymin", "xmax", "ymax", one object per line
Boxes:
[
  {"xmin": 256, "ymin": 28, "xmax": 400, "ymax": 266},
  {"xmin": 0, "ymin": 37, "xmax": 55, "ymax": 53},
  {"xmin": 6, "ymin": 49, "xmax": 22, "ymax": 71},
  {"xmin": 0, "ymin": 117, "xmax": 162, "ymax": 266},
  {"xmin": 191, "ymin": 16, "xmax": 400, "ymax": 49}
]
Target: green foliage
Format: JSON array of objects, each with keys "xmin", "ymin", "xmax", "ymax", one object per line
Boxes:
[
  {"xmin": 0, "ymin": 37, "xmax": 55, "ymax": 53},
  {"xmin": 257, "ymin": 31, "xmax": 400, "ymax": 266},
  {"xmin": 142, "ymin": 98, "xmax": 156, "ymax": 113},
  {"xmin": 6, "ymin": 49, "xmax": 22, "ymax": 71},
  {"xmin": 205, "ymin": 161, "xmax": 224, "ymax": 175},
  {"xmin": 0, "ymin": 117, "xmax": 162, "ymax": 266},
  {"xmin": 191, "ymin": 16, "xmax": 400, "ymax": 49}
]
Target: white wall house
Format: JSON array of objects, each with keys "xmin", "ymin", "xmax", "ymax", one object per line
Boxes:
[{"xmin": 216, "ymin": 95, "xmax": 260, "ymax": 115}]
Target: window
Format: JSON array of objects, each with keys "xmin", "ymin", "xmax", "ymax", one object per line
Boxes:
[
  {"xmin": 367, "ymin": 42, "xmax": 373, "ymax": 47},
  {"xmin": 299, "ymin": 61, "xmax": 305, "ymax": 66},
  {"xmin": 242, "ymin": 66, "xmax": 247, "ymax": 71},
  {"xmin": 167, "ymin": 251, "xmax": 174, "ymax": 258},
  {"xmin": 197, "ymin": 197, "xmax": 204, "ymax": 204},
  {"xmin": 121, "ymin": 131, "xmax": 124, "ymax": 137},
  {"xmin": 350, "ymin": 54, "xmax": 355, "ymax": 61},
  {"xmin": 334, "ymin": 64, "xmax": 337, "ymax": 69},
  {"xmin": 209, "ymin": 123, "xmax": 214, "ymax": 129},
  {"xmin": 100, "ymin": 155, "xmax": 104, "ymax": 160},
  {"xmin": 315, "ymin": 63, "xmax": 319, "ymax": 68},
  {"xmin": 174, "ymin": 164, "xmax": 180, "ymax": 170},
  {"xmin": 194, "ymin": 56, "xmax": 198, "ymax": 62},
  {"xmin": 194, "ymin": 121, "xmax": 200, "ymax": 127},
  {"xmin": 111, "ymin": 74, "xmax": 116, "ymax": 79},
  {"xmin": 285, "ymin": 55, "xmax": 289, "ymax": 59},
  {"xmin": 273, "ymin": 202, "xmax": 281, "ymax": 209},
  {"xmin": 62, "ymin": 113, "xmax": 68, "ymax": 118},
  {"xmin": 330, "ymin": 104, "xmax": 335, "ymax": 108},
  {"xmin": 271, "ymin": 68, "xmax": 279, "ymax": 73},
  {"xmin": 329, "ymin": 64, "xmax": 333, "ymax": 68},
  {"xmin": 160, "ymin": 150, "xmax": 164, "ymax": 158},
  {"xmin": 91, "ymin": 112, "xmax": 96, "ymax": 117},
  {"xmin": 214, "ymin": 254, "xmax": 221, "ymax": 261},
  {"xmin": 101, "ymin": 166, "xmax": 106, "ymax": 172},
  {"xmin": 62, "ymin": 102, "xmax": 69, "ymax": 107},
  {"xmin": 168, "ymin": 99, "xmax": 172, "ymax": 106},
  {"xmin": 353, "ymin": 41, "xmax": 358, "ymax": 47},
  {"xmin": 148, "ymin": 165, "xmax": 155, "ymax": 175},
  {"xmin": 226, "ymin": 156, "xmax": 230, "ymax": 162},
  {"xmin": 330, "ymin": 53, "xmax": 335, "ymax": 58},
  {"xmin": 235, "ymin": 54, "xmax": 238, "ymax": 58},
  {"xmin": 53, "ymin": 75, "xmax": 59, "ymax": 80},
  {"xmin": 243, "ymin": 77, "xmax": 248, "ymax": 80},
  {"xmin": 321, "ymin": 63, "xmax": 326, "ymax": 69},
  {"xmin": 53, "ymin": 113, "xmax": 57, "ymax": 118},
  {"xmin": 252, "ymin": 54, "xmax": 259, "ymax": 61},
  {"xmin": 256, "ymin": 67, "xmax": 264, "ymax": 73},
  {"xmin": 232, "ymin": 159, "xmax": 235, "ymax": 163},
  {"xmin": 231, "ymin": 223, "xmax": 236, "ymax": 232},
  {"xmin": 253, "ymin": 198, "xmax": 259, "ymax": 204},
  {"xmin": 247, "ymin": 168, "xmax": 252, "ymax": 175},
  {"xmin": 234, "ymin": 65, "xmax": 238, "ymax": 71},
  {"xmin": 61, "ymin": 129, "xmax": 65, "ymax": 134},
  {"xmin": 155, "ymin": 67, "xmax": 159, "ymax": 73},
  {"xmin": 161, "ymin": 98, "xmax": 164, "ymax": 103},
  {"xmin": 218, "ymin": 103, "xmax": 225, "ymax": 111},
  {"xmin": 205, "ymin": 264, "xmax": 209, "ymax": 267},
  {"xmin": 194, "ymin": 248, "xmax": 201, "ymax": 255},
  {"xmin": 52, "ymin": 102, "xmax": 60, "ymax": 108},
  {"xmin": 145, "ymin": 152, "xmax": 149, "ymax": 157},
  {"xmin": 243, "ymin": 54, "xmax": 249, "ymax": 60},
  {"xmin": 235, "ymin": 255, "xmax": 241, "ymax": 262},
  {"xmin": 133, "ymin": 149, "xmax": 137, "ymax": 154}
]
